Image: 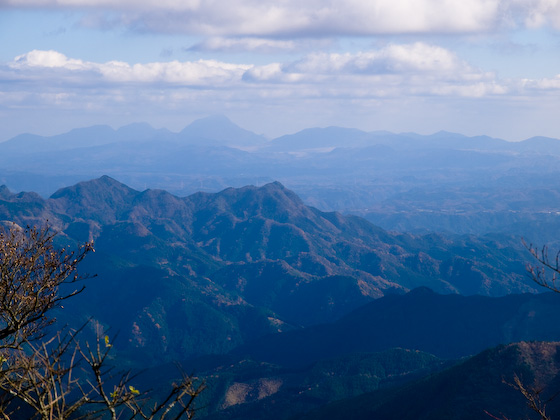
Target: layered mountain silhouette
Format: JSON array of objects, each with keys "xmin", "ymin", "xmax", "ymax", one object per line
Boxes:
[
  {"xmin": 2, "ymin": 117, "xmax": 560, "ymax": 245},
  {"xmin": 0, "ymin": 176, "xmax": 545, "ymax": 363},
  {"xmin": 179, "ymin": 115, "xmax": 267, "ymax": 148},
  {"xmin": 2, "ymin": 176, "xmax": 560, "ymax": 419}
]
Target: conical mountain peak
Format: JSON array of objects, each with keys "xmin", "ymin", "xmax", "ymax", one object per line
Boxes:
[
  {"xmin": 180, "ymin": 115, "xmax": 266, "ymax": 147},
  {"xmin": 49, "ymin": 176, "xmax": 139, "ymax": 223},
  {"xmin": 193, "ymin": 181, "xmax": 308, "ymax": 223},
  {"xmin": 50, "ymin": 175, "xmax": 135, "ymax": 198},
  {"xmin": 0, "ymin": 185, "xmax": 13, "ymax": 200}
]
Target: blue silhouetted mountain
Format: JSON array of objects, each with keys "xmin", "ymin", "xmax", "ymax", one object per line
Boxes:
[
  {"xmin": 3, "ymin": 120, "xmax": 560, "ymax": 246},
  {"xmin": 265, "ymin": 126, "xmax": 376, "ymax": 151},
  {"xmin": 179, "ymin": 115, "xmax": 267, "ymax": 148},
  {"xmin": 0, "ymin": 123, "xmax": 174, "ymax": 154}
]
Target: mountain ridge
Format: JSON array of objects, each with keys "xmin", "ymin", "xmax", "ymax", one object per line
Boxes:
[
  {"xmin": 298, "ymin": 341, "xmax": 560, "ymax": 420},
  {"xmin": 179, "ymin": 115, "xmax": 267, "ymax": 148},
  {"xmin": 3, "ymin": 175, "xmax": 560, "ymax": 420},
  {"xmin": 229, "ymin": 288, "xmax": 560, "ymax": 367},
  {"xmin": 4, "ymin": 117, "xmax": 560, "ymax": 155},
  {"xmin": 0, "ymin": 176, "xmax": 543, "ymax": 364},
  {"xmin": 2, "ymin": 118, "xmax": 560, "ymax": 246}
]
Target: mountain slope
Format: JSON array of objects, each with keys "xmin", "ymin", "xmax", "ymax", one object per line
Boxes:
[
  {"xmin": 193, "ymin": 348, "xmax": 450, "ymax": 420},
  {"xmin": 299, "ymin": 341, "xmax": 560, "ymax": 420},
  {"xmin": 3, "ymin": 121, "xmax": 560, "ymax": 245},
  {"xmin": 231, "ymin": 287, "xmax": 560, "ymax": 366},
  {"xmin": 0, "ymin": 177, "xmax": 541, "ymax": 363}
]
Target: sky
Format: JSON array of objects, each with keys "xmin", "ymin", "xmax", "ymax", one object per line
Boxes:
[{"xmin": 1, "ymin": 0, "xmax": 560, "ymax": 142}]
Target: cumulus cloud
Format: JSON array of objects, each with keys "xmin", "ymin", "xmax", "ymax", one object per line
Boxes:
[
  {"xmin": 2, "ymin": 43, "xmax": 560, "ymax": 140},
  {"xmin": 3, "ymin": 45, "xmax": 513, "ymax": 98},
  {"xmin": 13, "ymin": 50, "xmax": 89, "ymax": 70},
  {"xmin": 514, "ymin": 0, "xmax": 560, "ymax": 29},
  {"xmin": 282, "ymin": 43, "xmax": 467, "ymax": 75},
  {"xmin": 11, "ymin": 44, "xmax": 478, "ymax": 84},
  {"xmin": 10, "ymin": 50, "xmax": 251, "ymax": 85},
  {"xmin": 522, "ymin": 74, "xmax": 560, "ymax": 89},
  {"xmin": 4, "ymin": 0, "xmax": 560, "ymax": 35},
  {"xmin": 3, "ymin": 44, "xmax": 556, "ymax": 124},
  {"xmin": 242, "ymin": 43, "xmax": 497, "ymax": 96}
]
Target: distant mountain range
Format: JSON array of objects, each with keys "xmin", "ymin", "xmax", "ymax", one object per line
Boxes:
[{"xmin": 2, "ymin": 116, "xmax": 560, "ymax": 240}]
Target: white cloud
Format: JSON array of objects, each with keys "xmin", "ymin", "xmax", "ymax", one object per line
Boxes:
[
  {"xmin": 190, "ymin": 37, "xmax": 296, "ymax": 53},
  {"xmin": 3, "ymin": 44, "xmax": 558, "ymax": 139},
  {"xmin": 95, "ymin": 0, "xmax": 498, "ymax": 36},
  {"xmin": 522, "ymin": 74, "xmax": 560, "ymax": 89},
  {"xmin": 9, "ymin": 50, "xmax": 251, "ymax": 85},
  {"xmin": 13, "ymin": 50, "xmax": 88, "ymax": 70},
  {"xmin": 239, "ymin": 43, "xmax": 514, "ymax": 102},
  {"xmin": 99, "ymin": 60, "xmax": 250, "ymax": 84},
  {"xmin": 241, "ymin": 43, "xmax": 497, "ymax": 96},
  {"xmin": 4, "ymin": 0, "xmax": 560, "ymax": 35},
  {"xmin": 282, "ymin": 43, "xmax": 467, "ymax": 76},
  {"xmin": 9, "ymin": 44, "xmax": 546, "ymax": 97},
  {"xmin": 514, "ymin": 0, "xmax": 560, "ymax": 29},
  {"xmin": 2, "ymin": 45, "xmax": 514, "ymax": 98}
]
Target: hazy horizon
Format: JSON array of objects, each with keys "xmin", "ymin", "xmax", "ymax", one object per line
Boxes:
[
  {"xmin": 1, "ymin": 114, "xmax": 557, "ymax": 144},
  {"xmin": 1, "ymin": 1, "xmax": 560, "ymax": 142}
]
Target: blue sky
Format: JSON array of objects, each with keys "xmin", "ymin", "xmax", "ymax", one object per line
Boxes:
[{"xmin": 1, "ymin": 0, "xmax": 560, "ymax": 141}]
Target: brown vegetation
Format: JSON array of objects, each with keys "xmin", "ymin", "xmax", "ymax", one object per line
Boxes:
[{"xmin": 0, "ymin": 224, "xmax": 203, "ymax": 419}]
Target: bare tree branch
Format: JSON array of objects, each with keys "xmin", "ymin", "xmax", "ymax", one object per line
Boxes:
[
  {"xmin": 0, "ymin": 224, "xmax": 204, "ymax": 419},
  {"xmin": 522, "ymin": 239, "xmax": 560, "ymax": 293},
  {"xmin": 0, "ymin": 224, "xmax": 94, "ymax": 347}
]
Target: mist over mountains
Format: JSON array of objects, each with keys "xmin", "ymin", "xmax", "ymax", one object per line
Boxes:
[
  {"xmin": 2, "ymin": 115, "xmax": 560, "ymax": 243},
  {"xmin": 3, "ymin": 118, "xmax": 560, "ymax": 418}
]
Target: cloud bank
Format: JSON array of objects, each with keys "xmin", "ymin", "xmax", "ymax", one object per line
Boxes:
[
  {"xmin": 2, "ymin": 0, "xmax": 560, "ymax": 142},
  {"xmin": 3, "ymin": 0, "xmax": 560, "ymax": 35},
  {"xmin": 5, "ymin": 42, "xmax": 556, "ymax": 129},
  {"xmin": 10, "ymin": 50, "xmax": 251, "ymax": 85},
  {"xmin": 6, "ymin": 44, "xmax": 510, "ymax": 97}
]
